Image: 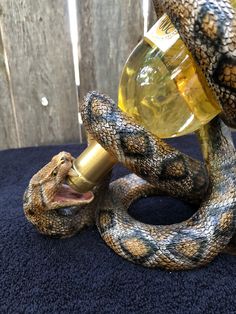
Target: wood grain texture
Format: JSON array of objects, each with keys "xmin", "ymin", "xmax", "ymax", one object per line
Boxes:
[
  {"xmin": 0, "ymin": 0, "xmax": 80, "ymax": 149},
  {"xmin": 0, "ymin": 23, "xmax": 19, "ymax": 149},
  {"xmin": 77, "ymin": 0, "xmax": 144, "ymax": 103}
]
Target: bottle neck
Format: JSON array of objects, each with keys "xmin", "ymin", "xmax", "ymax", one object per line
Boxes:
[
  {"xmin": 67, "ymin": 141, "xmax": 116, "ymax": 193},
  {"xmin": 144, "ymin": 13, "xmax": 179, "ymax": 52}
]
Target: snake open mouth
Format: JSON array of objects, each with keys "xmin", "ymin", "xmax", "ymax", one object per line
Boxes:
[{"xmin": 54, "ymin": 183, "xmax": 94, "ymax": 204}]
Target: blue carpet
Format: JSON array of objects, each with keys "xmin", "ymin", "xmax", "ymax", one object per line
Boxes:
[{"xmin": 0, "ymin": 134, "xmax": 236, "ymax": 313}]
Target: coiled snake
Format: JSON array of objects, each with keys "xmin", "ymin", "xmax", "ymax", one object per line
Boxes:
[{"xmin": 23, "ymin": 0, "xmax": 236, "ymax": 270}]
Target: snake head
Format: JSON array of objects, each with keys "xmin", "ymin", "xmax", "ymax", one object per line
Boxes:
[
  {"xmin": 30, "ymin": 151, "xmax": 74, "ymax": 187},
  {"xmin": 26, "ymin": 151, "xmax": 94, "ymax": 211}
]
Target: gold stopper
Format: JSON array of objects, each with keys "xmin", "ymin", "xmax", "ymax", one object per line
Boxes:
[{"xmin": 66, "ymin": 141, "xmax": 117, "ymax": 193}]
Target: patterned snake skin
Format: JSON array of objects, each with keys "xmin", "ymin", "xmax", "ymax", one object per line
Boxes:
[
  {"xmin": 81, "ymin": 92, "xmax": 236, "ymax": 270},
  {"xmin": 23, "ymin": 0, "xmax": 236, "ymax": 270}
]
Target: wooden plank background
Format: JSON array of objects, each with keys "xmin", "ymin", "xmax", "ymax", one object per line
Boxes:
[
  {"xmin": 0, "ymin": 0, "xmax": 157, "ymax": 150},
  {"xmin": 0, "ymin": 24, "xmax": 19, "ymax": 148},
  {"xmin": 77, "ymin": 0, "xmax": 144, "ymax": 102}
]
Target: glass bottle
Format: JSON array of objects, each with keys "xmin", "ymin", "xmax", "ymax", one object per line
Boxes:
[
  {"xmin": 118, "ymin": 14, "xmax": 221, "ymax": 138},
  {"xmin": 67, "ymin": 14, "xmax": 223, "ymax": 193}
]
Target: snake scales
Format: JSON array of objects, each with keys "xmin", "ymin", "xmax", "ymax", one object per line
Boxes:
[{"xmin": 23, "ymin": 0, "xmax": 236, "ymax": 270}]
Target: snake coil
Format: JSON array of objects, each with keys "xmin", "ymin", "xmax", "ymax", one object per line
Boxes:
[{"xmin": 23, "ymin": 0, "xmax": 236, "ymax": 270}]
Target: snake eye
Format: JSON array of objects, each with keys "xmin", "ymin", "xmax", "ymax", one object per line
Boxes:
[{"xmin": 52, "ymin": 169, "xmax": 57, "ymax": 176}]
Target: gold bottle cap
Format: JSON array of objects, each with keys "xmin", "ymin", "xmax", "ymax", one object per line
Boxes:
[{"xmin": 67, "ymin": 141, "xmax": 116, "ymax": 193}]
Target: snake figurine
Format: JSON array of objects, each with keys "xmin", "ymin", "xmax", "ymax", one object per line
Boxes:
[{"xmin": 23, "ymin": 0, "xmax": 236, "ymax": 270}]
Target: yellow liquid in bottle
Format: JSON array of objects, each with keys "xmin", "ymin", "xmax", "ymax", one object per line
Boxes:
[{"xmin": 118, "ymin": 14, "xmax": 221, "ymax": 138}]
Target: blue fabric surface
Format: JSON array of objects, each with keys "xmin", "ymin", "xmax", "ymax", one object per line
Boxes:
[{"xmin": 0, "ymin": 134, "xmax": 236, "ymax": 313}]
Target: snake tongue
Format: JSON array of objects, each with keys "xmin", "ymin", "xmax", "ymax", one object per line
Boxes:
[{"xmin": 55, "ymin": 184, "xmax": 94, "ymax": 203}]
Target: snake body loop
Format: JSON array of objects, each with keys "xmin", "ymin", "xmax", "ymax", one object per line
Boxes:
[{"xmin": 81, "ymin": 93, "xmax": 236, "ymax": 270}]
